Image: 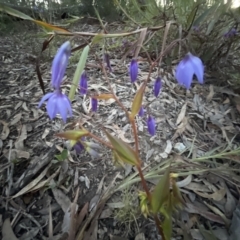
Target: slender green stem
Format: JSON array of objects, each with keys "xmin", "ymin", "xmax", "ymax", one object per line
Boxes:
[
  {"xmin": 136, "ymin": 164, "xmax": 165, "ymax": 239},
  {"xmin": 88, "ymin": 132, "xmax": 113, "ymax": 149},
  {"xmin": 131, "ymin": 119, "xmax": 139, "ymax": 158},
  {"xmin": 154, "ymin": 214, "xmax": 166, "ymax": 240},
  {"xmin": 136, "ymin": 165, "xmax": 151, "ymax": 200}
]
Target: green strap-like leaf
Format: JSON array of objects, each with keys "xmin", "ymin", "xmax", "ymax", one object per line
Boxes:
[
  {"xmin": 105, "ymin": 130, "xmax": 138, "ymax": 166},
  {"xmin": 56, "ymin": 130, "xmax": 89, "ymax": 141},
  {"xmin": 0, "ymin": 3, "xmax": 33, "ymax": 20},
  {"xmin": 162, "ymin": 216, "xmax": 172, "ymax": 240},
  {"xmin": 130, "ymin": 82, "xmax": 146, "ymax": 120},
  {"xmin": 69, "ymin": 45, "xmax": 90, "ymax": 101},
  {"xmin": 151, "ymin": 168, "xmax": 170, "ymax": 214}
]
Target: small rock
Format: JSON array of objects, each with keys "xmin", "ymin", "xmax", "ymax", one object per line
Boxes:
[
  {"xmin": 174, "ymin": 142, "xmax": 186, "ymax": 152},
  {"xmin": 79, "ymin": 176, "xmax": 85, "ymax": 182}
]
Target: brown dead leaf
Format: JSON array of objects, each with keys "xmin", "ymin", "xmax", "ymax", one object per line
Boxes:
[
  {"xmin": 204, "ymin": 201, "xmax": 230, "ymax": 226},
  {"xmin": 2, "ymin": 218, "xmax": 19, "ymax": 240},
  {"xmin": 212, "ymin": 228, "xmax": 228, "ymax": 240},
  {"xmin": 76, "ymin": 202, "xmax": 89, "ymax": 230},
  {"xmin": 109, "ymin": 236, "xmax": 127, "ymax": 240},
  {"xmin": 30, "ymin": 167, "xmax": 61, "ymax": 192},
  {"xmin": 99, "ymin": 208, "xmax": 112, "ymax": 219},
  {"xmin": 177, "ymin": 175, "xmax": 192, "ymax": 188},
  {"xmin": 195, "ymin": 188, "xmax": 226, "ymax": 201},
  {"xmin": 12, "ymin": 164, "xmax": 51, "ymax": 199},
  {"xmin": 190, "ymin": 229, "xmax": 204, "ymax": 240},
  {"xmin": 236, "ymin": 104, "xmax": 240, "ymax": 113},
  {"xmin": 185, "ymin": 203, "xmax": 225, "ymax": 224},
  {"xmin": 225, "ymin": 186, "xmax": 236, "ymax": 217},
  {"xmin": 14, "ymin": 101, "xmax": 23, "ymax": 110},
  {"xmin": 52, "ymin": 188, "xmax": 72, "ymax": 213},
  {"xmin": 22, "ymin": 102, "xmax": 30, "ymax": 112},
  {"xmin": 233, "ymin": 96, "xmax": 240, "ymax": 105},
  {"xmin": 13, "ymin": 149, "xmax": 30, "ymax": 159},
  {"xmin": 185, "ymin": 182, "xmax": 211, "ymax": 192},
  {"xmin": 176, "ymin": 102, "xmax": 187, "ymax": 125},
  {"xmin": 61, "ymin": 188, "xmax": 79, "ymax": 240},
  {"xmin": 135, "ymin": 233, "xmax": 145, "ymax": 240},
  {"xmin": 0, "ymin": 120, "xmax": 10, "ymax": 140},
  {"xmin": 172, "ymin": 117, "xmax": 188, "ymax": 140},
  {"xmin": 76, "ymin": 173, "xmax": 120, "ymax": 240},
  {"xmin": 15, "ymin": 125, "xmax": 27, "ymax": 150},
  {"xmin": 10, "ymin": 113, "xmax": 22, "ymax": 126},
  {"xmin": 206, "ymin": 85, "xmax": 214, "ymax": 102}
]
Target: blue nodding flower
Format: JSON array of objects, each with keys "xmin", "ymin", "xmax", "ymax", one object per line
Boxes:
[
  {"xmin": 91, "ymin": 98, "xmax": 98, "ymax": 112},
  {"xmin": 147, "ymin": 115, "xmax": 156, "ymax": 136},
  {"xmin": 175, "ymin": 52, "xmax": 204, "ymax": 89},
  {"xmin": 74, "ymin": 140, "xmax": 85, "ymax": 154},
  {"xmin": 38, "ymin": 89, "xmax": 72, "ymax": 123},
  {"xmin": 104, "ymin": 53, "xmax": 112, "ymax": 72},
  {"xmin": 154, "ymin": 77, "xmax": 162, "ymax": 97},
  {"xmin": 192, "ymin": 26, "xmax": 200, "ymax": 32},
  {"xmin": 79, "ymin": 71, "xmax": 88, "ymax": 95},
  {"xmin": 129, "ymin": 59, "xmax": 138, "ymax": 83},
  {"xmin": 224, "ymin": 28, "xmax": 237, "ymax": 38},
  {"xmin": 51, "ymin": 41, "xmax": 71, "ymax": 89},
  {"xmin": 138, "ymin": 106, "xmax": 145, "ymax": 117}
]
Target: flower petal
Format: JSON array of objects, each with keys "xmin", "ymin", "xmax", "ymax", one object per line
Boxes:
[
  {"xmin": 154, "ymin": 77, "xmax": 162, "ymax": 97},
  {"xmin": 138, "ymin": 106, "xmax": 145, "ymax": 117},
  {"xmin": 147, "ymin": 115, "xmax": 156, "ymax": 136},
  {"xmin": 129, "ymin": 59, "xmax": 138, "ymax": 83},
  {"xmin": 104, "ymin": 53, "xmax": 112, "ymax": 72},
  {"xmin": 38, "ymin": 92, "xmax": 54, "ymax": 108},
  {"xmin": 56, "ymin": 93, "xmax": 72, "ymax": 123},
  {"xmin": 74, "ymin": 142, "xmax": 85, "ymax": 154},
  {"xmin": 51, "ymin": 41, "xmax": 71, "ymax": 89},
  {"xmin": 91, "ymin": 98, "xmax": 98, "ymax": 112},
  {"xmin": 46, "ymin": 94, "xmax": 58, "ymax": 119},
  {"xmin": 79, "ymin": 71, "xmax": 88, "ymax": 95},
  {"xmin": 189, "ymin": 54, "xmax": 204, "ymax": 84},
  {"xmin": 175, "ymin": 57, "xmax": 194, "ymax": 89}
]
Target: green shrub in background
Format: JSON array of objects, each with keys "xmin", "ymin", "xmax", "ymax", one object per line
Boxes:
[
  {"xmin": 80, "ymin": 0, "xmax": 124, "ymax": 21},
  {"xmin": 116, "ymin": 0, "xmax": 240, "ymax": 88}
]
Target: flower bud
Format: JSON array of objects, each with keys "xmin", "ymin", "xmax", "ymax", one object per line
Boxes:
[
  {"xmin": 104, "ymin": 53, "xmax": 112, "ymax": 72},
  {"xmin": 79, "ymin": 71, "xmax": 88, "ymax": 95},
  {"xmin": 51, "ymin": 41, "xmax": 71, "ymax": 89},
  {"xmin": 91, "ymin": 97, "xmax": 98, "ymax": 112},
  {"xmin": 154, "ymin": 77, "xmax": 162, "ymax": 97},
  {"xmin": 138, "ymin": 106, "xmax": 145, "ymax": 117},
  {"xmin": 129, "ymin": 59, "xmax": 138, "ymax": 83},
  {"xmin": 74, "ymin": 141, "xmax": 84, "ymax": 154},
  {"xmin": 147, "ymin": 115, "xmax": 156, "ymax": 136},
  {"xmin": 175, "ymin": 52, "xmax": 204, "ymax": 89}
]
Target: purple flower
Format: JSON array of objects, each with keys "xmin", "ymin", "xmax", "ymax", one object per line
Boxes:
[
  {"xmin": 122, "ymin": 39, "xmax": 131, "ymax": 49},
  {"xmin": 138, "ymin": 106, "xmax": 145, "ymax": 117},
  {"xmin": 74, "ymin": 141, "xmax": 85, "ymax": 154},
  {"xmin": 154, "ymin": 77, "xmax": 162, "ymax": 97},
  {"xmin": 38, "ymin": 89, "xmax": 72, "ymax": 123},
  {"xmin": 224, "ymin": 28, "xmax": 237, "ymax": 38},
  {"xmin": 85, "ymin": 142, "xmax": 100, "ymax": 158},
  {"xmin": 91, "ymin": 98, "xmax": 98, "ymax": 112},
  {"xmin": 79, "ymin": 71, "xmax": 88, "ymax": 95},
  {"xmin": 147, "ymin": 115, "xmax": 156, "ymax": 136},
  {"xmin": 51, "ymin": 41, "xmax": 71, "ymax": 89},
  {"xmin": 192, "ymin": 26, "xmax": 200, "ymax": 32},
  {"xmin": 175, "ymin": 52, "xmax": 204, "ymax": 89},
  {"xmin": 129, "ymin": 59, "xmax": 138, "ymax": 83},
  {"xmin": 104, "ymin": 53, "xmax": 112, "ymax": 72}
]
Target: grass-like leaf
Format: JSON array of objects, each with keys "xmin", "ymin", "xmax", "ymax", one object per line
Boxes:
[{"xmin": 69, "ymin": 45, "xmax": 90, "ymax": 101}]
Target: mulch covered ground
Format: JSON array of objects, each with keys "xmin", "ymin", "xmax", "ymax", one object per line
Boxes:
[{"xmin": 1, "ymin": 21, "xmax": 240, "ymax": 240}]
